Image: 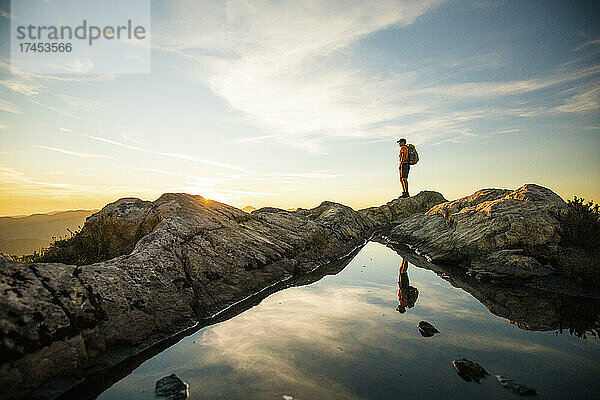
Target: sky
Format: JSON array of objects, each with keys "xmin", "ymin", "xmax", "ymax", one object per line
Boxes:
[{"xmin": 0, "ymin": 0, "xmax": 599, "ymax": 216}]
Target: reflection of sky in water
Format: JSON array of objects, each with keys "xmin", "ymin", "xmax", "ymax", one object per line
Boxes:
[{"xmin": 98, "ymin": 242, "xmax": 600, "ymax": 400}]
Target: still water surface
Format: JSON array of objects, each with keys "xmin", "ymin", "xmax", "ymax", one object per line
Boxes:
[{"xmin": 97, "ymin": 242, "xmax": 599, "ymax": 399}]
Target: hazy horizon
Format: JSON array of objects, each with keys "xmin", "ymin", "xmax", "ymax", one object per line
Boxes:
[
  {"xmin": 1, "ymin": 0, "xmax": 599, "ymax": 216},
  {"xmin": 0, "ymin": 182, "xmax": 575, "ymax": 218}
]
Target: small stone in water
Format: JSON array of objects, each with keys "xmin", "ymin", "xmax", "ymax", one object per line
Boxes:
[
  {"xmin": 452, "ymin": 359, "xmax": 489, "ymax": 383},
  {"xmin": 496, "ymin": 375, "xmax": 537, "ymax": 396},
  {"xmin": 417, "ymin": 321, "xmax": 440, "ymax": 337},
  {"xmin": 282, "ymin": 395, "xmax": 294, "ymax": 400},
  {"xmin": 155, "ymin": 374, "xmax": 189, "ymax": 400}
]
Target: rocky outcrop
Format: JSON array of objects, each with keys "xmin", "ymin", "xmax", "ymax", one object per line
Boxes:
[
  {"xmin": 3, "ymin": 184, "xmax": 579, "ymax": 399},
  {"xmin": 389, "ymin": 184, "xmax": 567, "ymax": 279},
  {"xmin": 2, "ymin": 191, "xmax": 446, "ymax": 400},
  {"xmin": 359, "ymin": 190, "xmax": 447, "ymax": 224}
]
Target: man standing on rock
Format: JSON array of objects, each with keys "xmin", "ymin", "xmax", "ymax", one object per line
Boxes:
[{"xmin": 398, "ymin": 138, "xmax": 410, "ymax": 197}]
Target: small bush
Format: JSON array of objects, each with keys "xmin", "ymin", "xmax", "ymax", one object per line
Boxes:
[
  {"xmin": 556, "ymin": 197, "xmax": 600, "ymax": 281},
  {"xmin": 35, "ymin": 227, "xmax": 108, "ymax": 265},
  {"xmin": 559, "ymin": 197, "xmax": 600, "ymax": 251}
]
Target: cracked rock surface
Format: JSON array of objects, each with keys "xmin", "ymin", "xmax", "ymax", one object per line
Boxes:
[{"xmin": 389, "ymin": 184, "xmax": 567, "ymax": 279}]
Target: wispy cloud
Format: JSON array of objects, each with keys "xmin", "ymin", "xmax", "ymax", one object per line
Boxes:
[
  {"xmin": 548, "ymin": 85, "xmax": 600, "ymax": 114},
  {"xmin": 0, "ymin": 76, "xmax": 46, "ymax": 96},
  {"xmin": 574, "ymin": 38, "xmax": 600, "ymax": 51},
  {"xmin": 0, "ymin": 164, "xmax": 183, "ymax": 205},
  {"xmin": 153, "ymin": 1, "xmax": 445, "ymax": 152},
  {"xmin": 86, "ymin": 135, "xmax": 252, "ymax": 172},
  {"xmin": 153, "ymin": 2, "xmax": 599, "ymax": 152},
  {"xmin": 270, "ymin": 171, "xmax": 341, "ymax": 179},
  {"xmin": 35, "ymin": 145, "xmax": 115, "ymax": 160},
  {"xmin": 0, "ymin": 164, "xmax": 80, "ymax": 191},
  {"xmin": 0, "ymin": 99, "xmax": 22, "ymax": 114},
  {"xmin": 0, "ymin": 58, "xmax": 118, "ymax": 97},
  {"xmin": 130, "ymin": 166, "xmax": 222, "ymax": 184}
]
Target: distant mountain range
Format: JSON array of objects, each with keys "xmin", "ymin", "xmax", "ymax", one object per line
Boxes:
[
  {"xmin": 0, "ymin": 210, "xmax": 98, "ymax": 256},
  {"xmin": 3, "ymin": 205, "xmax": 302, "ymax": 255},
  {"xmin": 242, "ymin": 206, "xmax": 297, "ymax": 213}
]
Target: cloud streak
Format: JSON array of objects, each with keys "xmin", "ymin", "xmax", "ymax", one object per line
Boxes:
[
  {"xmin": 35, "ymin": 145, "xmax": 115, "ymax": 160},
  {"xmin": 0, "ymin": 164, "xmax": 80, "ymax": 192},
  {"xmin": 86, "ymin": 135, "xmax": 251, "ymax": 172},
  {"xmin": 0, "ymin": 99, "xmax": 22, "ymax": 114}
]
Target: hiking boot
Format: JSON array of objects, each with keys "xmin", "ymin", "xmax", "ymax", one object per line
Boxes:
[{"xmin": 401, "ymin": 192, "xmax": 409, "ymax": 198}]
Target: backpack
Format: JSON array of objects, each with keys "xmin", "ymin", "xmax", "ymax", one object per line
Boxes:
[{"xmin": 407, "ymin": 144, "xmax": 419, "ymax": 165}]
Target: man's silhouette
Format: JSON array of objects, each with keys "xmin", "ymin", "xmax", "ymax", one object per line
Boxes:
[
  {"xmin": 397, "ymin": 138, "xmax": 410, "ymax": 198},
  {"xmin": 396, "ymin": 258, "xmax": 419, "ymax": 313}
]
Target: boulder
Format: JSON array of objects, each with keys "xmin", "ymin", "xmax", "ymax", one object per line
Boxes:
[
  {"xmin": 389, "ymin": 184, "xmax": 567, "ymax": 278},
  {"xmin": 359, "ymin": 191, "xmax": 447, "ymax": 225}
]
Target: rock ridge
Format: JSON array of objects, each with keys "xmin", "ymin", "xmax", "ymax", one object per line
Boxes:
[
  {"xmin": 0, "ymin": 191, "xmax": 444, "ymax": 400},
  {"xmin": 3, "ymin": 184, "xmax": 583, "ymax": 399},
  {"xmin": 388, "ymin": 183, "xmax": 568, "ymax": 279}
]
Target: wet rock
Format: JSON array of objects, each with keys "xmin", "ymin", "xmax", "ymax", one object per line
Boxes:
[
  {"xmin": 496, "ymin": 375, "xmax": 537, "ymax": 396},
  {"xmin": 155, "ymin": 373, "xmax": 189, "ymax": 400},
  {"xmin": 452, "ymin": 358, "xmax": 490, "ymax": 383},
  {"xmin": 417, "ymin": 321, "xmax": 439, "ymax": 337},
  {"xmin": 468, "ymin": 250, "xmax": 554, "ymax": 280},
  {"xmin": 390, "ymin": 184, "xmax": 567, "ymax": 279}
]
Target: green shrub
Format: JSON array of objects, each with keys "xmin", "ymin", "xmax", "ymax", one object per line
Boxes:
[
  {"xmin": 559, "ymin": 197, "xmax": 600, "ymax": 251},
  {"xmin": 556, "ymin": 197, "xmax": 600, "ymax": 281}
]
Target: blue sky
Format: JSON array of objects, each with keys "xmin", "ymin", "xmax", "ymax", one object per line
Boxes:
[{"xmin": 0, "ymin": 0, "xmax": 599, "ymax": 215}]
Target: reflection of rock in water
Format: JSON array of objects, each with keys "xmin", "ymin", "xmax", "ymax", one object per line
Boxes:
[
  {"xmin": 155, "ymin": 374, "xmax": 189, "ymax": 400},
  {"xmin": 452, "ymin": 358, "xmax": 489, "ymax": 383},
  {"xmin": 496, "ymin": 375, "xmax": 537, "ymax": 396},
  {"xmin": 386, "ymin": 244, "xmax": 600, "ymax": 339},
  {"xmin": 417, "ymin": 321, "xmax": 439, "ymax": 337}
]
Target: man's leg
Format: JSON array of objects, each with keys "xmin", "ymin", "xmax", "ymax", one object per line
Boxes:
[
  {"xmin": 404, "ymin": 164, "xmax": 410, "ymax": 197},
  {"xmin": 400, "ymin": 164, "xmax": 409, "ymax": 196}
]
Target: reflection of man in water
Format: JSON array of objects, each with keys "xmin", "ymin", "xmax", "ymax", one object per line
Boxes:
[{"xmin": 396, "ymin": 258, "xmax": 419, "ymax": 314}]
